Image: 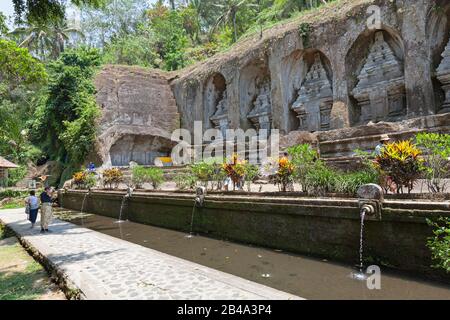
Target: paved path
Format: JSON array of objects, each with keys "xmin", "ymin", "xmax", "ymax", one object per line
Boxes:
[{"xmin": 0, "ymin": 209, "xmax": 301, "ymax": 300}]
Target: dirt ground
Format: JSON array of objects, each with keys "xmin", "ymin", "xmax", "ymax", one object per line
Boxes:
[{"xmin": 0, "ymin": 236, "xmax": 66, "ymax": 300}]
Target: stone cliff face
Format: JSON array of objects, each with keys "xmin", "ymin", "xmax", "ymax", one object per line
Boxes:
[
  {"xmin": 94, "ymin": 0, "xmax": 450, "ymax": 166},
  {"xmin": 170, "ymin": 0, "xmax": 450, "ymax": 157},
  {"xmin": 94, "ymin": 65, "xmax": 179, "ymax": 166}
]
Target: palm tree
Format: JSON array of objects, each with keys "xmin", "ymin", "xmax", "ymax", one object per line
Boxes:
[
  {"xmin": 10, "ymin": 20, "xmax": 83, "ymax": 61},
  {"xmin": 213, "ymin": 0, "xmax": 257, "ymax": 43}
]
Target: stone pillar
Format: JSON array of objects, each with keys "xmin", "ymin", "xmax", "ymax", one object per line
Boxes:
[{"xmin": 401, "ymin": 0, "xmax": 436, "ymax": 117}]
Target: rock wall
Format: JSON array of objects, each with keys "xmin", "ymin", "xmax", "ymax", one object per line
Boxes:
[
  {"xmin": 94, "ymin": 65, "xmax": 179, "ymax": 166},
  {"xmin": 170, "ymin": 0, "xmax": 450, "ymax": 159}
]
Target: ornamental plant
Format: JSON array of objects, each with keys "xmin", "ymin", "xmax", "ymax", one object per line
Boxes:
[
  {"xmin": 102, "ymin": 168, "xmax": 124, "ymax": 189},
  {"xmin": 268, "ymin": 156, "xmax": 295, "ymax": 192},
  {"xmin": 416, "ymin": 133, "xmax": 450, "ymax": 193},
  {"xmin": 222, "ymin": 154, "xmax": 246, "ymax": 191},
  {"xmin": 72, "ymin": 171, "xmax": 97, "ymax": 190},
  {"xmin": 374, "ymin": 140, "xmax": 423, "ymax": 194}
]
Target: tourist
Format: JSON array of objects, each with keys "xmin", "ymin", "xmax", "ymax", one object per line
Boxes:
[
  {"xmin": 375, "ymin": 134, "xmax": 391, "ymax": 156},
  {"xmin": 39, "ymin": 186, "xmax": 54, "ymax": 233},
  {"xmin": 25, "ymin": 190, "xmax": 39, "ymax": 229},
  {"xmin": 88, "ymin": 162, "xmax": 96, "ymax": 172}
]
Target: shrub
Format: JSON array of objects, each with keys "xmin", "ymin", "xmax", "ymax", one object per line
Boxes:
[
  {"xmin": 427, "ymin": 217, "xmax": 450, "ymax": 272},
  {"xmin": 416, "ymin": 133, "xmax": 450, "ymax": 193},
  {"xmin": 174, "ymin": 172, "xmax": 197, "ymax": 191},
  {"xmin": 102, "ymin": 168, "xmax": 124, "ymax": 189},
  {"xmin": 243, "ymin": 162, "xmax": 260, "ymax": 192},
  {"xmin": 146, "ymin": 167, "xmax": 164, "ymax": 190},
  {"xmin": 304, "ymin": 161, "xmax": 337, "ymax": 195},
  {"xmin": 334, "ymin": 170, "xmax": 379, "ymax": 195},
  {"xmin": 374, "ymin": 140, "xmax": 423, "ymax": 194},
  {"xmin": 222, "ymin": 154, "xmax": 246, "ymax": 191},
  {"xmin": 5, "ymin": 166, "xmax": 27, "ymax": 187},
  {"xmin": 72, "ymin": 171, "xmax": 97, "ymax": 190},
  {"xmin": 288, "ymin": 144, "xmax": 318, "ymax": 192},
  {"xmin": 131, "ymin": 166, "xmax": 147, "ymax": 189}
]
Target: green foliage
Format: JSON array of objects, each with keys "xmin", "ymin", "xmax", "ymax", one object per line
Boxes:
[
  {"xmin": 146, "ymin": 167, "xmax": 165, "ymax": 190},
  {"xmin": 287, "ymin": 144, "xmax": 318, "ymax": 192},
  {"xmin": 416, "ymin": 133, "xmax": 450, "ymax": 193},
  {"xmin": 174, "ymin": 172, "xmax": 197, "ymax": 191},
  {"xmin": 0, "ymin": 12, "xmax": 8, "ymax": 36},
  {"xmin": 304, "ymin": 161, "xmax": 337, "ymax": 195},
  {"xmin": 12, "ymin": 0, "xmax": 105, "ymax": 24},
  {"xmin": 243, "ymin": 162, "xmax": 259, "ymax": 192},
  {"xmin": 148, "ymin": 5, "xmax": 189, "ymax": 71},
  {"xmin": 30, "ymin": 47, "xmax": 101, "ymax": 167},
  {"xmin": 5, "ymin": 166, "xmax": 28, "ymax": 187},
  {"xmin": 0, "ymin": 40, "xmax": 48, "ymax": 90},
  {"xmin": 131, "ymin": 166, "xmax": 165, "ymax": 189},
  {"xmin": 427, "ymin": 218, "xmax": 450, "ymax": 273},
  {"xmin": 190, "ymin": 161, "xmax": 215, "ymax": 184},
  {"xmin": 333, "ymin": 170, "xmax": 379, "ymax": 195}
]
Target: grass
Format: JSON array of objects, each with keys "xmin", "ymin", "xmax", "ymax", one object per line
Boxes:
[
  {"xmin": 0, "ymin": 224, "xmax": 14, "ymax": 240},
  {"xmin": 0, "ymin": 230, "xmax": 65, "ymax": 300}
]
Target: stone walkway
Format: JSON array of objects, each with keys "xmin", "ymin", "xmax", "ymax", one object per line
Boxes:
[{"xmin": 0, "ymin": 209, "xmax": 301, "ymax": 300}]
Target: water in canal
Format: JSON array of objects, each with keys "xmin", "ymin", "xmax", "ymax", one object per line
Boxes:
[{"xmin": 54, "ymin": 208, "xmax": 450, "ymax": 300}]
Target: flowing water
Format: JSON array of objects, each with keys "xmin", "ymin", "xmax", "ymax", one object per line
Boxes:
[
  {"xmin": 79, "ymin": 192, "xmax": 89, "ymax": 226},
  {"xmin": 350, "ymin": 210, "xmax": 368, "ymax": 281},
  {"xmin": 185, "ymin": 202, "xmax": 196, "ymax": 239},
  {"xmin": 54, "ymin": 208, "xmax": 450, "ymax": 300},
  {"xmin": 115, "ymin": 195, "xmax": 128, "ymax": 224}
]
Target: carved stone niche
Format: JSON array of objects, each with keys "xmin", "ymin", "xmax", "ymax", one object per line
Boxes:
[
  {"xmin": 291, "ymin": 53, "xmax": 333, "ymax": 132},
  {"xmin": 210, "ymin": 91, "xmax": 230, "ymax": 138},
  {"xmin": 352, "ymin": 31, "xmax": 406, "ymax": 123},
  {"xmin": 247, "ymin": 79, "xmax": 272, "ymax": 133},
  {"xmin": 437, "ymin": 34, "xmax": 450, "ymax": 114}
]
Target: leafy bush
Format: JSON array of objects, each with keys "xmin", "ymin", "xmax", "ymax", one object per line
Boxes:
[
  {"xmin": 146, "ymin": 167, "xmax": 164, "ymax": 190},
  {"xmin": 190, "ymin": 161, "xmax": 215, "ymax": 187},
  {"xmin": 174, "ymin": 172, "xmax": 197, "ymax": 191},
  {"xmin": 131, "ymin": 166, "xmax": 147, "ymax": 189},
  {"xmin": 416, "ymin": 133, "xmax": 450, "ymax": 193},
  {"xmin": 374, "ymin": 140, "xmax": 423, "ymax": 194},
  {"xmin": 102, "ymin": 168, "xmax": 124, "ymax": 189},
  {"xmin": 334, "ymin": 170, "xmax": 379, "ymax": 195},
  {"xmin": 222, "ymin": 154, "xmax": 246, "ymax": 191},
  {"xmin": 243, "ymin": 162, "xmax": 260, "ymax": 192},
  {"xmin": 427, "ymin": 218, "xmax": 450, "ymax": 272},
  {"xmin": 5, "ymin": 166, "xmax": 27, "ymax": 187},
  {"xmin": 72, "ymin": 171, "xmax": 96, "ymax": 190},
  {"xmin": 304, "ymin": 161, "xmax": 337, "ymax": 195},
  {"xmin": 287, "ymin": 144, "xmax": 318, "ymax": 192},
  {"xmin": 131, "ymin": 166, "xmax": 164, "ymax": 189}
]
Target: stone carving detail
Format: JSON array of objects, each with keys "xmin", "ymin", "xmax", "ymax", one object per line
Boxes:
[
  {"xmin": 436, "ymin": 34, "xmax": 450, "ymax": 114},
  {"xmin": 291, "ymin": 53, "xmax": 333, "ymax": 132},
  {"xmin": 352, "ymin": 31, "xmax": 406, "ymax": 123},
  {"xmin": 210, "ymin": 91, "xmax": 230, "ymax": 137},
  {"xmin": 247, "ymin": 80, "xmax": 272, "ymax": 132}
]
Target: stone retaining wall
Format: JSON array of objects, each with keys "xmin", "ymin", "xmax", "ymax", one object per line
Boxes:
[{"xmin": 59, "ymin": 190, "xmax": 450, "ymax": 283}]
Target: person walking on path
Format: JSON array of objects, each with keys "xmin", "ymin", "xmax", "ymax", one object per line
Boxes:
[
  {"xmin": 25, "ymin": 190, "xmax": 40, "ymax": 228},
  {"xmin": 40, "ymin": 187, "xmax": 54, "ymax": 233}
]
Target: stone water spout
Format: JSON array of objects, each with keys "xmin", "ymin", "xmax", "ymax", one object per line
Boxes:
[
  {"xmin": 357, "ymin": 184, "xmax": 383, "ymax": 221},
  {"xmin": 195, "ymin": 186, "xmax": 206, "ymax": 207}
]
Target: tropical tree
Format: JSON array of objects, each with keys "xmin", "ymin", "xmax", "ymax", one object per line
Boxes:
[
  {"xmin": 213, "ymin": 0, "xmax": 257, "ymax": 43},
  {"xmin": 10, "ymin": 20, "xmax": 83, "ymax": 61}
]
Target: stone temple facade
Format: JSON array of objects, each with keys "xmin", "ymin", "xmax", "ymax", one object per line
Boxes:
[{"xmin": 93, "ymin": 0, "xmax": 450, "ymax": 167}]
